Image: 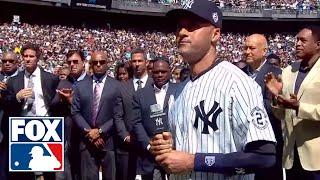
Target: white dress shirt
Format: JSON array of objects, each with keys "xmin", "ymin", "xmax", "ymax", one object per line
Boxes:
[
  {"xmin": 92, "ymin": 75, "xmax": 107, "ymax": 105},
  {"xmin": 23, "ymin": 67, "xmax": 48, "ymax": 116},
  {"xmin": 133, "ymin": 74, "xmax": 148, "ymax": 91},
  {"xmin": 154, "ymin": 83, "xmax": 169, "ymax": 111}
]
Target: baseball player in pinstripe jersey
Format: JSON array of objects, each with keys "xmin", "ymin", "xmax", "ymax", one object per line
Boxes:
[{"xmin": 149, "ymin": 0, "xmax": 277, "ymax": 179}]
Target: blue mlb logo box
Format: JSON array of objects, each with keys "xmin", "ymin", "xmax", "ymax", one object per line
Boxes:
[{"xmin": 9, "ymin": 117, "xmax": 64, "ymax": 172}]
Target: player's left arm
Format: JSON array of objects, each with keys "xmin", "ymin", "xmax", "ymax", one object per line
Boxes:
[
  {"xmin": 191, "ymin": 77, "xmax": 277, "ymax": 174},
  {"xmin": 156, "ymin": 140, "xmax": 275, "ymax": 174},
  {"xmin": 192, "ymin": 140, "xmax": 276, "ymax": 174}
]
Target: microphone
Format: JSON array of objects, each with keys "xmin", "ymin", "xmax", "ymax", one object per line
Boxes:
[{"xmin": 149, "ymin": 104, "xmax": 168, "ymax": 135}]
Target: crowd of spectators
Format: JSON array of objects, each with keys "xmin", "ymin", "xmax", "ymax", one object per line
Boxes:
[
  {"xmin": 0, "ymin": 23, "xmax": 297, "ymax": 73},
  {"xmin": 214, "ymin": 0, "xmax": 320, "ymax": 12},
  {"xmin": 122, "ymin": 0, "xmax": 320, "ymax": 13}
]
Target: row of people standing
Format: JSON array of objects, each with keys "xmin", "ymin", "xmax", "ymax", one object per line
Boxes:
[{"xmin": 0, "ymin": 43, "xmax": 176, "ymax": 180}]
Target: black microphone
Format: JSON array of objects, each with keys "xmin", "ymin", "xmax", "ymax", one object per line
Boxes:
[{"xmin": 149, "ymin": 104, "xmax": 168, "ymax": 135}]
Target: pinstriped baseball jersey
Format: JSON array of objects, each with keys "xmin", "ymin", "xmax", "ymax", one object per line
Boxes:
[{"xmin": 168, "ymin": 61, "xmax": 276, "ymax": 180}]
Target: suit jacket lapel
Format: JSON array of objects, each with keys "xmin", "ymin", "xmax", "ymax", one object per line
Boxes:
[
  {"xmin": 145, "ymin": 77, "xmax": 154, "ymax": 87},
  {"xmin": 87, "ymin": 77, "xmax": 93, "ymax": 123},
  {"xmin": 163, "ymin": 83, "xmax": 173, "ymax": 113},
  {"xmin": 129, "ymin": 79, "xmax": 135, "ymax": 93},
  {"xmin": 297, "ymin": 57, "xmax": 320, "ymax": 99},
  {"xmin": 40, "ymin": 70, "xmax": 49, "ymax": 105},
  {"xmin": 148, "ymin": 86, "xmax": 157, "ymax": 106},
  {"xmin": 17, "ymin": 72, "xmax": 25, "ymax": 92},
  {"xmin": 255, "ymin": 62, "xmax": 270, "ymax": 85}
]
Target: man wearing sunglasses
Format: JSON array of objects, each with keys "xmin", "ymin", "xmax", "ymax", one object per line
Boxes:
[
  {"xmin": 4, "ymin": 43, "xmax": 59, "ymax": 180},
  {"xmin": 71, "ymin": 51, "xmax": 124, "ymax": 180},
  {"xmin": 53, "ymin": 50, "xmax": 90, "ymax": 180},
  {"xmin": 0, "ymin": 52, "xmax": 19, "ymax": 180}
]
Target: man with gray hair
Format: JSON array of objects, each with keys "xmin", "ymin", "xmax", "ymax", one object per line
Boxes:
[{"xmin": 243, "ymin": 34, "xmax": 283, "ymax": 180}]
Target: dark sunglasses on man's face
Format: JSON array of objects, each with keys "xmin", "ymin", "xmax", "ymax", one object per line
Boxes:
[
  {"xmin": 2, "ymin": 59, "xmax": 15, "ymax": 64},
  {"xmin": 92, "ymin": 60, "xmax": 107, "ymax": 66},
  {"xmin": 66, "ymin": 60, "xmax": 80, "ymax": 65}
]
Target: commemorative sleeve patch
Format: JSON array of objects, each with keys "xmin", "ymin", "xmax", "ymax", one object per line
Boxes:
[{"xmin": 250, "ymin": 106, "xmax": 269, "ymax": 130}]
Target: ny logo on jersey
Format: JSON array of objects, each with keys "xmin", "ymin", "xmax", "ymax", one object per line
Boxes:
[{"xmin": 194, "ymin": 100, "xmax": 222, "ymax": 134}]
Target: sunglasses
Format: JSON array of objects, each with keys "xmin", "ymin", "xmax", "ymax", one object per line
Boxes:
[
  {"xmin": 91, "ymin": 60, "xmax": 107, "ymax": 66},
  {"xmin": 2, "ymin": 59, "xmax": 15, "ymax": 64},
  {"xmin": 66, "ymin": 60, "xmax": 80, "ymax": 65}
]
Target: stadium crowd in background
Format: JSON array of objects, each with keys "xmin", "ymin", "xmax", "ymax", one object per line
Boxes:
[
  {"xmin": 0, "ymin": 2, "xmax": 319, "ymax": 178},
  {"xmin": 124, "ymin": 0, "xmax": 320, "ymax": 13},
  {"xmin": 0, "ymin": 23, "xmax": 297, "ymax": 75}
]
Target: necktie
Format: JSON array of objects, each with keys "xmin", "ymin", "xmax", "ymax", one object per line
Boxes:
[
  {"xmin": 136, "ymin": 80, "xmax": 142, "ymax": 90},
  {"xmin": 92, "ymin": 80, "xmax": 102, "ymax": 126},
  {"xmin": 26, "ymin": 74, "xmax": 36, "ymax": 115}
]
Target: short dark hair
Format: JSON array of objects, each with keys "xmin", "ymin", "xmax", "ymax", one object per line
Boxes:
[
  {"xmin": 302, "ymin": 25, "xmax": 320, "ymax": 42},
  {"xmin": 66, "ymin": 50, "xmax": 85, "ymax": 61},
  {"xmin": 266, "ymin": 53, "xmax": 280, "ymax": 61},
  {"xmin": 131, "ymin": 48, "xmax": 147, "ymax": 60},
  {"xmin": 153, "ymin": 57, "xmax": 170, "ymax": 66},
  {"xmin": 21, "ymin": 43, "xmax": 41, "ymax": 59}
]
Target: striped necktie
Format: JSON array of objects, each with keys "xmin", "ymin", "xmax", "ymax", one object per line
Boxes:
[{"xmin": 91, "ymin": 80, "xmax": 102, "ymax": 126}]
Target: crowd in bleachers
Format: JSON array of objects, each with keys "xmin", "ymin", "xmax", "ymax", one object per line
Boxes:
[
  {"xmin": 214, "ymin": 0, "xmax": 320, "ymax": 12},
  {"xmin": 123, "ymin": 0, "xmax": 320, "ymax": 12},
  {"xmin": 0, "ymin": 23, "xmax": 297, "ymax": 73}
]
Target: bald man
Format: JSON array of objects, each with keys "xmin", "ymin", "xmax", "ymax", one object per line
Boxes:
[
  {"xmin": 71, "ymin": 51, "xmax": 124, "ymax": 180},
  {"xmin": 244, "ymin": 34, "xmax": 283, "ymax": 180},
  {"xmin": 0, "ymin": 52, "xmax": 19, "ymax": 180}
]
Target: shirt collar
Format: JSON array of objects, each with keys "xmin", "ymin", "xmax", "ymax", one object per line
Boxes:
[
  {"xmin": 25, "ymin": 66, "xmax": 40, "ymax": 77},
  {"xmin": 154, "ymin": 82, "xmax": 169, "ymax": 93},
  {"xmin": 191, "ymin": 59, "xmax": 223, "ymax": 81},
  {"xmin": 133, "ymin": 74, "xmax": 148, "ymax": 84},
  {"xmin": 76, "ymin": 71, "xmax": 87, "ymax": 81},
  {"xmin": 247, "ymin": 59, "xmax": 266, "ymax": 76},
  {"xmin": 3, "ymin": 69, "xmax": 19, "ymax": 78},
  {"xmin": 93, "ymin": 74, "xmax": 107, "ymax": 84},
  {"xmin": 256, "ymin": 59, "xmax": 267, "ymax": 72}
]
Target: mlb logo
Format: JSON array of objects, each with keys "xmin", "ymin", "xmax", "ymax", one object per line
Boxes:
[{"xmin": 9, "ymin": 117, "xmax": 64, "ymax": 172}]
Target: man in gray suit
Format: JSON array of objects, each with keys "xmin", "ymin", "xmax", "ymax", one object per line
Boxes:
[
  {"xmin": 71, "ymin": 51, "xmax": 124, "ymax": 180},
  {"xmin": 115, "ymin": 48, "xmax": 154, "ymax": 180}
]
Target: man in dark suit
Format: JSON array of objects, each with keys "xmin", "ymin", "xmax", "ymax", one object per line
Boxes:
[
  {"xmin": 53, "ymin": 50, "xmax": 90, "ymax": 180},
  {"xmin": 71, "ymin": 51, "xmax": 124, "ymax": 180},
  {"xmin": 115, "ymin": 48, "xmax": 153, "ymax": 180},
  {"xmin": 0, "ymin": 52, "xmax": 19, "ymax": 180},
  {"xmin": 243, "ymin": 34, "xmax": 283, "ymax": 180},
  {"xmin": 4, "ymin": 43, "xmax": 59, "ymax": 180},
  {"xmin": 132, "ymin": 59, "xmax": 176, "ymax": 180}
]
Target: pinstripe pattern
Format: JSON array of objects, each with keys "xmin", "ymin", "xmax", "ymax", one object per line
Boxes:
[{"xmin": 169, "ymin": 61, "xmax": 276, "ymax": 180}]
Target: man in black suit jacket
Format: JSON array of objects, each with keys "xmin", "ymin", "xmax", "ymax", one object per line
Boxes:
[
  {"xmin": 115, "ymin": 48, "xmax": 154, "ymax": 180},
  {"xmin": 132, "ymin": 59, "xmax": 176, "ymax": 180},
  {"xmin": 4, "ymin": 44, "xmax": 59, "ymax": 180},
  {"xmin": 71, "ymin": 51, "xmax": 124, "ymax": 180},
  {"xmin": 0, "ymin": 52, "xmax": 19, "ymax": 180},
  {"xmin": 53, "ymin": 50, "xmax": 90, "ymax": 180},
  {"xmin": 244, "ymin": 34, "xmax": 283, "ymax": 180},
  {"xmin": 5, "ymin": 45, "xmax": 59, "ymax": 118}
]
